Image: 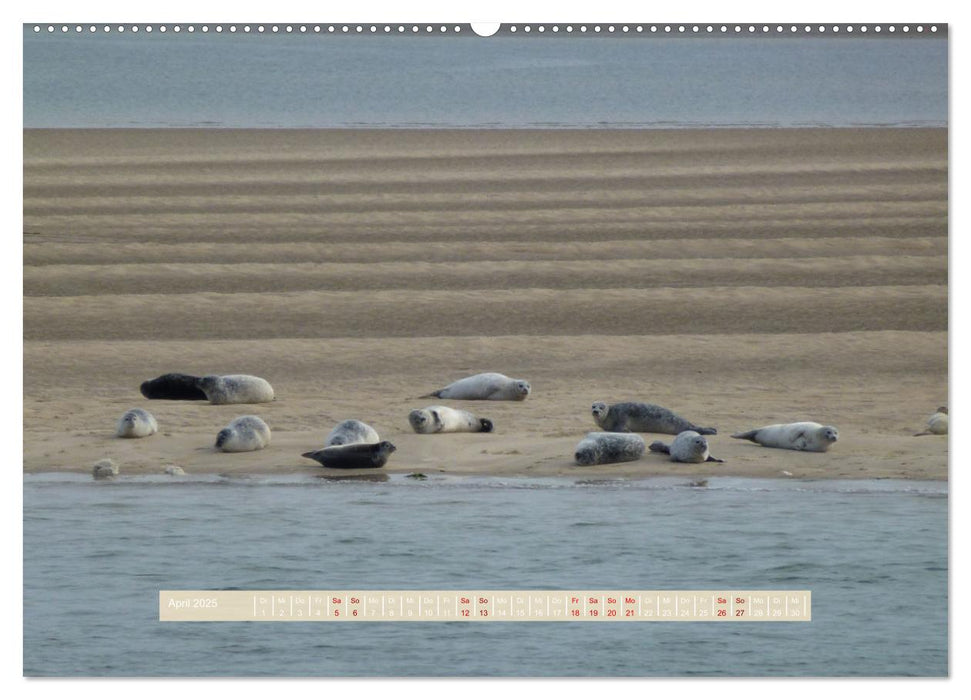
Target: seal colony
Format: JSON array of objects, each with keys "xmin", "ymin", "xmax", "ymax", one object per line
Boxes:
[
  {"xmin": 89, "ymin": 368, "xmax": 848, "ymax": 478},
  {"xmin": 591, "ymin": 401, "xmax": 716, "ymax": 436}
]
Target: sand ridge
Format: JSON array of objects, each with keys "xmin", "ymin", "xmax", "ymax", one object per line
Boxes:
[{"xmin": 23, "ymin": 128, "xmax": 948, "ymax": 480}]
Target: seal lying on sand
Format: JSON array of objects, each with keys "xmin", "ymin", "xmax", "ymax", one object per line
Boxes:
[
  {"xmin": 731, "ymin": 422, "xmax": 838, "ymax": 452},
  {"xmin": 422, "ymin": 372, "xmax": 530, "ymax": 401},
  {"xmin": 325, "ymin": 419, "xmax": 380, "ymax": 446},
  {"xmin": 197, "ymin": 375, "xmax": 275, "ymax": 405},
  {"xmin": 574, "ymin": 432, "xmax": 645, "ymax": 466},
  {"xmin": 116, "ymin": 408, "xmax": 158, "ymax": 438},
  {"xmin": 215, "ymin": 415, "xmax": 271, "ymax": 452},
  {"xmin": 302, "ymin": 441, "xmax": 397, "ymax": 469},
  {"xmin": 649, "ymin": 431, "xmax": 724, "ymax": 463},
  {"xmin": 140, "ymin": 373, "xmax": 207, "ymax": 400},
  {"xmin": 915, "ymin": 407, "xmax": 948, "ymax": 436},
  {"xmin": 591, "ymin": 401, "xmax": 716, "ymax": 435},
  {"xmin": 408, "ymin": 405, "xmax": 494, "ymax": 434}
]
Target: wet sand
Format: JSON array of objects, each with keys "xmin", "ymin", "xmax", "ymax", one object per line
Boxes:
[{"xmin": 22, "ymin": 127, "xmax": 948, "ymax": 480}]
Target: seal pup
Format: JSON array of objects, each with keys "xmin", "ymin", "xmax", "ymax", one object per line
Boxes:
[
  {"xmin": 408, "ymin": 405, "xmax": 494, "ymax": 434},
  {"xmin": 325, "ymin": 419, "xmax": 381, "ymax": 446},
  {"xmin": 731, "ymin": 422, "xmax": 838, "ymax": 452},
  {"xmin": 915, "ymin": 407, "xmax": 948, "ymax": 436},
  {"xmin": 649, "ymin": 430, "xmax": 724, "ymax": 463},
  {"xmin": 215, "ymin": 415, "xmax": 271, "ymax": 452},
  {"xmin": 591, "ymin": 401, "xmax": 716, "ymax": 435},
  {"xmin": 422, "ymin": 372, "xmax": 530, "ymax": 401},
  {"xmin": 196, "ymin": 375, "xmax": 275, "ymax": 405},
  {"xmin": 574, "ymin": 432, "xmax": 646, "ymax": 466},
  {"xmin": 302, "ymin": 441, "xmax": 396, "ymax": 469},
  {"xmin": 92, "ymin": 458, "xmax": 119, "ymax": 480},
  {"xmin": 116, "ymin": 408, "xmax": 158, "ymax": 438},
  {"xmin": 140, "ymin": 373, "xmax": 207, "ymax": 400}
]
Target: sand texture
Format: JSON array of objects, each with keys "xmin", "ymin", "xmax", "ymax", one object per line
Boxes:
[{"xmin": 23, "ymin": 128, "xmax": 948, "ymax": 480}]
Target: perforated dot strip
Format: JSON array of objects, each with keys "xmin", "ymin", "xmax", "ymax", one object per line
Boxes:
[{"xmin": 29, "ymin": 24, "xmax": 945, "ymax": 36}]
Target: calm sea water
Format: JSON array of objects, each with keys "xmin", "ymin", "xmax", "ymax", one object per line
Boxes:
[
  {"xmin": 23, "ymin": 473, "xmax": 947, "ymax": 677},
  {"xmin": 23, "ymin": 30, "xmax": 947, "ymax": 129}
]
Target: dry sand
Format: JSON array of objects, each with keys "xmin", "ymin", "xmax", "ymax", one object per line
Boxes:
[{"xmin": 22, "ymin": 128, "xmax": 948, "ymax": 481}]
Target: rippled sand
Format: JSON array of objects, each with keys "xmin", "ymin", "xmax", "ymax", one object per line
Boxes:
[{"xmin": 23, "ymin": 128, "xmax": 948, "ymax": 479}]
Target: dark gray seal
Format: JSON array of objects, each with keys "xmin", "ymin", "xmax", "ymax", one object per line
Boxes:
[
  {"xmin": 302, "ymin": 441, "xmax": 397, "ymax": 469},
  {"xmin": 591, "ymin": 401, "xmax": 716, "ymax": 435},
  {"xmin": 140, "ymin": 373, "xmax": 207, "ymax": 400},
  {"xmin": 649, "ymin": 430, "xmax": 724, "ymax": 463}
]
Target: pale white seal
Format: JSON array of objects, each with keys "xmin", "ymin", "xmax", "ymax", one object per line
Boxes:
[
  {"xmin": 163, "ymin": 465, "xmax": 186, "ymax": 476},
  {"xmin": 325, "ymin": 419, "xmax": 381, "ymax": 446},
  {"xmin": 408, "ymin": 405, "xmax": 494, "ymax": 434},
  {"xmin": 116, "ymin": 408, "xmax": 158, "ymax": 438},
  {"xmin": 649, "ymin": 430, "xmax": 724, "ymax": 463},
  {"xmin": 731, "ymin": 422, "xmax": 838, "ymax": 452},
  {"xmin": 215, "ymin": 415, "xmax": 272, "ymax": 452},
  {"xmin": 92, "ymin": 458, "xmax": 119, "ymax": 480},
  {"xmin": 196, "ymin": 375, "xmax": 275, "ymax": 405},
  {"xmin": 574, "ymin": 431, "xmax": 646, "ymax": 466},
  {"xmin": 915, "ymin": 407, "xmax": 948, "ymax": 436},
  {"xmin": 591, "ymin": 401, "xmax": 716, "ymax": 435},
  {"xmin": 423, "ymin": 372, "xmax": 530, "ymax": 401}
]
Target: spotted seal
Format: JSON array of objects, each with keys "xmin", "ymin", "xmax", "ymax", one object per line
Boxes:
[
  {"xmin": 116, "ymin": 408, "xmax": 158, "ymax": 438},
  {"xmin": 215, "ymin": 415, "xmax": 271, "ymax": 452},
  {"xmin": 325, "ymin": 419, "xmax": 381, "ymax": 446},
  {"xmin": 649, "ymin": 430, "xmax": 724, "ymax": 463},
  {"xmin": 574, "ymin": 432, "xmax": 646, "ymax": 466},
  {"xmin": 915, "ymin": 407, "xmax": 948, "ymax": 436},
  {"xmin": 408, "ymin": 405, "xmax": 494, "ymax": 434},
  {"xmin": 422, "ymin": 372, "xmax": 530, "ymax": 401},
  {"xmin": 591, "ymin": 401, "xmax": 716, "ymax": 435},
  {"xmin": 731, "ymin": 422, "xmax": 838, "ymax": 452},
  {"xmin": 302, "ymin": 441, "xmax": 397, "ymax": 469},
  {"xmin": 139, "ymin": 373, "xmax": 207, "ymax": 400},
  {"xmin": 196, "ymin": 374, "xmax": 275, "ymax": 405},
  {"xmin": 92, "ymin": 458, "xmax": 119, "ymax": 480}
]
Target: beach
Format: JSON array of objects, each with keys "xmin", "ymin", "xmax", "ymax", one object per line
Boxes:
[{"xmin": 22, "ymin": 127, "xmax": 948, "ymax": 480}]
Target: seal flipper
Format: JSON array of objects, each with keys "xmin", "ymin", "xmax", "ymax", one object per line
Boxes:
[
  {"xmin": 696, "ymin": 426, "xmax": 717, "ymax": 436},
  {"xmin": 731, "ymin": 429, "xmax": 759, "ymax": 442},
  {"xmin": 705, "ymin": 455, "xmax": 725, "ymax": 463},
  {"xmin": 648, "ymin": 440, "xmax": 671, "ymax": 455}
]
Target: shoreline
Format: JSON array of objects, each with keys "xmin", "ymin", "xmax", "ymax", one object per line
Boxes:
[{"xmin": 23, "ymin": 127, "xmax": 948, "ymax": 482}]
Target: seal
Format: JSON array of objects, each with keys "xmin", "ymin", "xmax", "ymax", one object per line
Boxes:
[
  {"xmin": 116, "ymin": 408, "xmax": 158, "ymax": 438},
  {"xmin": 731, "ymin": 422, "xmax": 838, "ymax": 452},
  {"xmin": 196, "ymin": 374, "xmax": 275, "ymax": 405},
  {"xmin": 92, "ymin": 458, "xmax": 119, "ymax": 480},
  {"xmin": 649, "ymin": 430, "xmax": 724, "ymax": 463},
  {"xmin": 422, "ymin": 372, "xmax": 530, "ymax": 401},
  {"xmin": 591, "ymin": 401, "xmax": 716, "ymax": 435},
  {"xmin": 139, "ymin": 373, "xmax": 207, "ymax": 400},
  {"xmin": 163, "ymin": 465, "xmax": 186, "ymax": 476},
  {"xmin": 215, "ymin": 415, "xmax": 271, "ymax": 452},
  {"xmin": 302, "ymin": 441, "xmax": 397, "ymax": 469},
  {"xmin": 325, "ymin": 419, "xmax": 380, "ymax": 446},
  {"xmin": 915, "ymin": 407, "xmax": 948, "ymax": 436},
  {"xmin": 408, "ymin": 405, "xmax": 494, "ymax": 434},
  {"xmin": 574, "ymin": 431, "xmax": 646, "ymax": 466}
]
